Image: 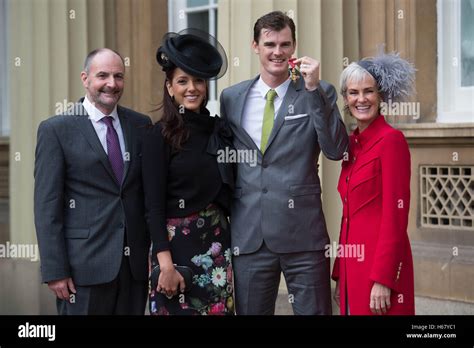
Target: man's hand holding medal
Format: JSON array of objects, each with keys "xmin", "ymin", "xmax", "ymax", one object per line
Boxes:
[{"xmin": 289, "ymin": 56, "xmax": 320, "ymax": 91}]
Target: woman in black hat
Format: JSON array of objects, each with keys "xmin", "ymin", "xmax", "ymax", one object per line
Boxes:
[{"xmin": 142, "ymin": 29, "xmax": 234, "ymax": 315}]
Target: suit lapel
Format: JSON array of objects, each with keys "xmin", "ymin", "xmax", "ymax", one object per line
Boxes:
[
  {"xmin": 118, "ymin": 106, "xmax": 133, "ymax": 187},
  {"xmin": 265, "ymin": 77, "xmax": 302, "ymax": 151},
  {"xmin": 232, "ymin": 77, "xmax": 260, "ymax": 151},
  {"xmin": 71, "ymin": 103, "xmax": 120, "ymax": 188}
]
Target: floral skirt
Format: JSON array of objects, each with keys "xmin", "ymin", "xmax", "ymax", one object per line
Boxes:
[{"xmin": 149, "ymin": 204, "xmax": 234, "ymax": 315}]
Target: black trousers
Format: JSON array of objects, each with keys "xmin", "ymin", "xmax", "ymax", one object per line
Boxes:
[{"xmin": 57, "ymin": 256, "xmax": 148, "ymax": 315}]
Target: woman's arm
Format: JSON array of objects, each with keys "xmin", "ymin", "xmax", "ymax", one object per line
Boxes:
[
  {"xmin": 369, "ymin": 130, "xmax": 411, "ymax": 313},
  {"xmin": 141, "ymin": 125, "xmax": 184, "ymax": 296}
]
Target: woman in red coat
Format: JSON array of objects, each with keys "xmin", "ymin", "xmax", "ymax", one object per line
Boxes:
[{"xmin": 332, "ymin": 54, "xmax": 416, "ymax": 315}]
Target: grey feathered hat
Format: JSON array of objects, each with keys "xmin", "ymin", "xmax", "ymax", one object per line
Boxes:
[{"xmin": 357, "ymin": 53, "xmax": 416, "ymax": 102}]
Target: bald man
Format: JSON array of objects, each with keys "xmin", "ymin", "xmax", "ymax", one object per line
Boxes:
[{"xmin": 34, "ymin": 48, "xmax": 151, "ymax": 315}]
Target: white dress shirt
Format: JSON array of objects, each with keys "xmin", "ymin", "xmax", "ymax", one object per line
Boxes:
[
  {"xmin": 241, "ymin": 77, "xmax": 291, "ymax": 149},
  {"xmin": 82, "ymin": 96, "xmax": 126, "ymax": 157}
]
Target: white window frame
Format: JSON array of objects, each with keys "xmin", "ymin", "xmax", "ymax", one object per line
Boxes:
[
  {"xmin": 437, "ymin": 0, "xmax": 474, "ymax": 123},
  {"xmin": 168, "ymin": 0, "xmax": 219, "ymax": 115}
]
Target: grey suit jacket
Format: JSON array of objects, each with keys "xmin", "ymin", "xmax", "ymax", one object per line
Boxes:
[
  {"xmin": 220, "ymin": 76, "xmax": 349, "ymax": 254},
  {"xmin": 34, "ymin": 101, "xmax": 151, "ymax": 286}
]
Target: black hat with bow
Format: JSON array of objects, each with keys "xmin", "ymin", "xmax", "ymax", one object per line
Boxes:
[{"xmin": 156, "ymin": 28, "xmax": 228, "ymax": 80}]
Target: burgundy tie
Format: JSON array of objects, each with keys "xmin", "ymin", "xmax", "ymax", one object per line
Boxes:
[{"xmin": 101, "ymin": 116, "xmax": 124, "ymax": 184}]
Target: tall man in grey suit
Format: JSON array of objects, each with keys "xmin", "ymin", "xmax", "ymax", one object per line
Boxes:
[
  {"xmin": 220, "ymin": 11, "xmax": 349, "ymax": 315},
  {"xmin": 34, "ymin": 48, "xmax": 151, "ymax": 315}
]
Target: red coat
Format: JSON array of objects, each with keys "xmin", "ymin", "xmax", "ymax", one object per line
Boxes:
[{"xmin": 332, "ymin": 115, "xmax": 414, "ymax": 315}]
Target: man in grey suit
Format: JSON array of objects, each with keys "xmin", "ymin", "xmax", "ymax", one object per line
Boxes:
[
  {"xmin": 34, "ymin": 48, "xmax": 151, "ymax": 315},
  {"xmin": 220, "ymin": 11, "xmax": 349, "ymax": 315}
]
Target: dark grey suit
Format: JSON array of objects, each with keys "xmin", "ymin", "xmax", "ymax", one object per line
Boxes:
[
  {"xmin": 34, "ymin": 101, "xmax": 151, "ymax": 314},
  {"xmin": 220, "ymin": 76, "xmax": 349, "ymax": 314}
]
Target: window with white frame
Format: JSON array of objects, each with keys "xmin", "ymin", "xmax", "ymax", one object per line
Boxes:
[
  {"xmin": 437, "ymin": 0, "xmax": 474, "ymax": 123},
  {"xmin": 168, "ymin": 0, "xmax": 219, "ymax": 115},
  {"xmin": 0, "ymin": 0, "xmax": 9, "ymax": 135}
]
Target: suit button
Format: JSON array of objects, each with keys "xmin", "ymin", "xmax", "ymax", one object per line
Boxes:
[
  {"xmin": 355, "ymin": 138, "xmax": 358, "ymax": 143},
  {"xmin": 345, "ymin": 218, "xmax": 348, "ymax": 223},
  {"xmin": 344, "ymin": 197, "xmax": 347, "ymax": 203},
  {"xmin": 353, "ymin": 156, "xmax": 357, "ymax": 163},
  {"xmin": 346, "ymin": 176, "xmax": 349, "ymax": 182},
  {"xmin": 262, "ymin": 188, "xmax": 268, "ymax": 194}
]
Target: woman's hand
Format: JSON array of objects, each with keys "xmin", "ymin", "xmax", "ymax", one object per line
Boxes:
[
  {"xmin": 333, "ymin": 280, "xmax": 340, "ymax": 307},
  {"xmin": 156, "ymin": 265, "xmax": 185, "ymax": 298},
  {"xmin": 156, "ymin": 251, "xmax": 185, "ymax": 298},
  {"xmin": 370, "ymin": 282, "xmax": 391, "ymax": 315}
]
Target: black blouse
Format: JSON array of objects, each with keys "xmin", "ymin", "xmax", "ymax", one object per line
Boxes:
[{"xmin": 141, "ymin": 108, "xmax": 233, "ymax": 253}]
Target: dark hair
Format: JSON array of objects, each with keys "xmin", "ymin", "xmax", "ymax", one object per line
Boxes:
[
  {"xmin": 84, "ymin": 48, "xmax": 125, "ymax": 73},
  {"xmin": 253, "ymin": 11, "xmax": 296, "ymax": 44},
  {"xmin": 158, "ymin": 68, "xmax": 208, "ymax": 150}
]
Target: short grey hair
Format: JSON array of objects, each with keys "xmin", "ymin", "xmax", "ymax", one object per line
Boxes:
[
  {"xmin": 339, "ymin": 62, "xmax": 376, "ymax": 98},
  {"xmin": 83, "ymin": 48, "xmax": 124, "ymax": 74}
]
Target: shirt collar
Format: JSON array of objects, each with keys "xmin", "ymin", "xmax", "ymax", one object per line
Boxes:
[
  {"xmin": 82, "ymin": 96, "xmax": 119, "ymax": 123},
  {"xmin": 256, "ymin": 77, "xmax": 291, "ymax": 100},
  {"xmin": 352, "ymin": 114, "xmax": 387, "ymax": 148}
]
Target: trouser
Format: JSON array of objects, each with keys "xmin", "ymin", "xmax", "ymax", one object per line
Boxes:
[
  {"xmin": 57, "ymin": 256, "xmax": 147, "ymax": 315},
  {"xmin": 233, "ymin": 241, "xmax": 332, "ymax": 315}
]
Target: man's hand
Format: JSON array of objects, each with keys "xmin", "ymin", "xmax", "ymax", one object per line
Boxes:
[
  {"xmin": 294, "ymin": 56, "xmax": 320, "ymax": 91},
  {"xmin": 48, "ymin": 277, "xmax": 76, "ymax": 301},
  {"xmin": 370, "ymin": 282, "xmax": 391, "ymax": 315}
]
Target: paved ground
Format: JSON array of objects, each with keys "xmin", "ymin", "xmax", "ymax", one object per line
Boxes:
[{"xmin": 275, "ymin": 276, "xmax": 474, "ymax": 315}]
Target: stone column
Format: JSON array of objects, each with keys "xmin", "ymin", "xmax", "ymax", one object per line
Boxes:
[{"xmin": 9, "ymin": 0, "xmax": 105, "ymax": 244}]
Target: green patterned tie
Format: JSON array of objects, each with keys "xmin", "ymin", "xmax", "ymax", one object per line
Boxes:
[{"xmin": 260, "ymin": 89, "xmax": 277, "ymax": 153}]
